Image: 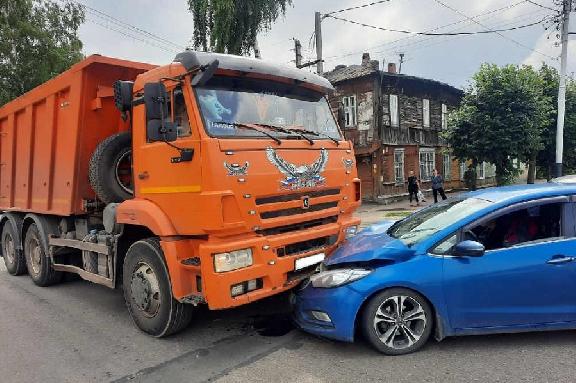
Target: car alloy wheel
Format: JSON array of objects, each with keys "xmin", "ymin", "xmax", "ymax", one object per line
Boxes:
[
  {"xmin": 362, "ymin": 288, "xmax": 433, "ymax": 355},
  {"xmin": 373, "ymin": 295, "xmax": 427, "ymax": 350}
]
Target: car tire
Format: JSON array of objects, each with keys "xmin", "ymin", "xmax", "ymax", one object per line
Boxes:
[
  {"xmin": 23, "ymin": 223, "xmax": 63, "ymax": 286},
  {"xmin": 2, "ymin": 221, "xmax": 27, "ymax": 275},
  {"xmin": 123, "ymin": 238, "xmax": 193, "ymax": 337},
  {"xmin": 361, "ymin": 288, "xmax": 433, "ymax": 355},
  {"xmin": 89, "ymin": 131, "xmax": 133, "ymax": 204}
]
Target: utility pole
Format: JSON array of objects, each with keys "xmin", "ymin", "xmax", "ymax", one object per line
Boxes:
[
  {"xmin": 253, "ymin": 38, "xmax": 262, "ymax": 59},
  {"xmin": 315, "ymin": 11, "xmax": 323, "ymax": 75},
  {"xmin": 554, "ymin": 0, "xmax": 572, "ymax": 177},
  {"xmin": 294, "ymin": 39, "xmax": 302, "ymax": 68}
]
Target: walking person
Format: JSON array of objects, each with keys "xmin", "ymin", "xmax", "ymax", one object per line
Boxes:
[
  {"xmin": 407, "ymin": 170, "xmax": 420, "ymax": 206},
  {"xmin": 431, "ymin": 169, "xmax": 447, "ymax": 203}
]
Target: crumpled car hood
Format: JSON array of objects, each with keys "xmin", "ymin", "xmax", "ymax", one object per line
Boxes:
[{"xmin": 325, "ymin": 220, "xmax": 415, "ymax": 266}]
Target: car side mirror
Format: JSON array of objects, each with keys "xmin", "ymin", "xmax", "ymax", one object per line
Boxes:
[
  {"xmin": 453, "ymin": 240, "xmax": 485, "ymax": 257},
  {"xmin": 144, "ymin": 82, "xmax": 177, "ymax": 142}
]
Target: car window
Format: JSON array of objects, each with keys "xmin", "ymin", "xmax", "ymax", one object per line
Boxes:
[
  {"xmin": 431, "ymin": 234, "xmax": 458, "ymax": 255},
  {"xmin": 466, "ymin": 202, "xmax": 564, "ymax": 251}
]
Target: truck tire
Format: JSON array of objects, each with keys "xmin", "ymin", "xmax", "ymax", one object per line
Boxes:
[
  {"xmin": 23, "ymin": 223, "xmax": 63, "ymax": 286},
  {"xmin": 89, "ymin": 131, "xmax": 133, "ymax": 204},
  {"xmin": 2, "ymin": 221, "xmax": 27, "ymax": 275},
  {"xmin": 123, "ymin": 238, "xmax": 193, "ymax": 337}
]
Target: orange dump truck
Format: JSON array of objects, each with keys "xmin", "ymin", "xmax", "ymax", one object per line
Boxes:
[{"xmin": 0, "ymin": 52, "xmax": 360, "ymax": 336}]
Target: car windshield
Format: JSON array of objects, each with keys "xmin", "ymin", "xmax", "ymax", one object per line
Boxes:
[
  {"xmin": 195, "ymin": 76, "xmax": 341, "ymax": 140},
  {"xmin": 387, "ymin": 197, "xmax": 493, "ymax": 246}
]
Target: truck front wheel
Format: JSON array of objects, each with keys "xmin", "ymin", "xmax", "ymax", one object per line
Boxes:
[{"xmin": 123, "ymin": 238, "xmax": 193, "ymax": 337}]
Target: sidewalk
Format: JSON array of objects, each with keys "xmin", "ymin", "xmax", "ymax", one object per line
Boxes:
[{"xmin": 355, "ymin": 190, "xmax": 461, "ymax": 228}]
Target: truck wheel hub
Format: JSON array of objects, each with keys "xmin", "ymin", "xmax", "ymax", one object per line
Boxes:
[
  {"xmin": 3, "ymin": 236, "xmax": 15, "ymax": 264},
  {"xmin": 130, "ymin": 263, "xmax": 161, "ymax": 317}
]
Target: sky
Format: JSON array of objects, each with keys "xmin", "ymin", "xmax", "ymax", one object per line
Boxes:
[{"xmin": 77, "ymin": 0, "xmax": 575, "ymax": 88}]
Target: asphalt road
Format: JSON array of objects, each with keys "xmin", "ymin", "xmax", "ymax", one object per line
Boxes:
[{"xmin": 2, "ymin": 260, "xmax": 576, "ymax": 383}]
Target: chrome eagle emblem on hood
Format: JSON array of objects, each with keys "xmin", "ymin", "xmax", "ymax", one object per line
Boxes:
[
  {"xmin": 224, "ymin": 161, "xmax": 249, "ymax": 176},
  {"xmin": 266, "ymin": 147, "xmax": 329, "ymax": 190}
]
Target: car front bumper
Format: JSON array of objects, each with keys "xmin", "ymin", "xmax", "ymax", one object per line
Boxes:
[{"xmin": 292, "ymin": 281, "xmax": 365, "ymax": 342}]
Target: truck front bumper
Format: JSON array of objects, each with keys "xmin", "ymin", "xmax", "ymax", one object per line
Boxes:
[{"xmin": 160, "ymin": 216, "xmax": 360, "ymax": 310}]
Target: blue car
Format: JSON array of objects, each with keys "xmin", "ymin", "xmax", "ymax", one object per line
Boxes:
[{"xmin": 293, "ymin": 183, "xmax": 576, "ymax": 355}]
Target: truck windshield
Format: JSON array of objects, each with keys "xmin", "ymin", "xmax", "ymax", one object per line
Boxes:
[
  {"xmin": 387, "ymin": 197, "xmax": 493, "ymax": 246},
  {"xmin": 195, "ymin": 77, "xmax": 341, "ymax": 140}
]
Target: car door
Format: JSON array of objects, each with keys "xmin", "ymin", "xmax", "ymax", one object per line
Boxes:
[{"xmin": 442, "ymin": 197, "xmax": 576, "ymax": 330}]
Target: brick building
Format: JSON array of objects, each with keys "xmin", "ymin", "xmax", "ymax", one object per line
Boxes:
[{"xmin": 325, "ymin": 53, "xmax": 495, "ymax": 201}]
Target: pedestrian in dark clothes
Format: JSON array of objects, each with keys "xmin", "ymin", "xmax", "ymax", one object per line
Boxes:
[
  {"xmin": 431, "ymin": 169, "xmax": 447, "ymax": 203},
  {"xmin": 407, "ymin": 170, "xmax": 420, "ymax": 206}
]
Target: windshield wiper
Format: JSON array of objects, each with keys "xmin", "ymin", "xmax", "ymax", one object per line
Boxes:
[
  {"xmin": 289, "ymin": 127, "xmax": 340, "ymax": 145},
  {"xmin": 251, "ymin": 123, "xmax": 314, "ymax": 145},
  {"xmin": 215, "ymin": 121, "xmax": 281, "ymax": 144}
]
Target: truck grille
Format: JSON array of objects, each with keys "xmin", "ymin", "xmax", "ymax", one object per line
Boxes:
[
  {"xmin": 256, "ymin": 188, "xmax": 341, "ymax": 220},
  {"xmin": 277, "ymin": 235, "xmax": 337, "ymax": 257},
  {"xmin": 256, "ymin": 216, "xmax": 338, "ymax": 236}
]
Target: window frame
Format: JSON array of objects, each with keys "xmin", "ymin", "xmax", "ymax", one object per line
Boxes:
[
  {"xmin": 389, "ymin": 94, "xmax": 399, "ymax": 128},
  {"xmin": 443, "ymin": 153, "xmax": 451, "ymax": 181},
  {"xmin": 477, "ymin": 162, "xmax": 486, "ymax": 180},
  {"xmin": 422, "ymin": 98, "xmax": 430, "ymax": 128},
  {"xmin": 394, "ymin": 148, "xmax": 405, "ymax": 185},
  {"xmin": 342, "ymin": 95, "xmax": 357, "ymax": 128},
  {"xmin": 441, "ymin": 103, "xmax": 448, "ymax": 130},
  {"xmin": 419, "ymin": 148, "xmax": 435, "ymax": 181}
]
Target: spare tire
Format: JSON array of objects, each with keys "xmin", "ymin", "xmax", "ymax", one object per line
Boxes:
[{"xmin": 89, "ymin": 131, "xmax": 133, "ymax": 204}]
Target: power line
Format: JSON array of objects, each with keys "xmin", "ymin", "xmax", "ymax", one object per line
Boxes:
[
  {"xmin": 324, "ymin": 0, "xmax": 533, "ymax": 60},
  {"xmin": 324, "ymin": 0, "xmax": 393, "ymax": 16},
  {"xmin": 59, "ymin": 0, "xmax": 186, "ymax": 52},
  {"xmin": 324, "ymin": 13, "xmax": 549, "ymax": 36},
  {"xmin": 526, "ymin": 0, "xmax": 559, "ymax": 12},
  {"xmin": 431, "ymin": 0, "xmax": 557, "ymax": 59}
]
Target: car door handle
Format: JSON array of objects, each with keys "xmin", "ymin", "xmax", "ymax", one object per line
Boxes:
[{"xmin": 547, "ymin": 256, "xmax": 575, "ymax": 265}]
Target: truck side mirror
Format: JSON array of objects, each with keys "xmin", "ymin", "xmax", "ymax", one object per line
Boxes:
[
  {"xmin": 191, "ymin": 59, "xmax": 219, "ymax": 87},
  {"xmin": 144, "ymin": 82, "xmax": 177, "ymax": 142}
]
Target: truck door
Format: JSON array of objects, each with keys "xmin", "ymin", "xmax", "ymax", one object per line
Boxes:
[{"xmin": 132, "ymin": 83, "xmax": 202, "ymax": 232}]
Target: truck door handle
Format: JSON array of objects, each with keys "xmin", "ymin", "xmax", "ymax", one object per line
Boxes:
[{"xmin": 547, "ymin": 256, "xmax": 575, "ymax": 265}]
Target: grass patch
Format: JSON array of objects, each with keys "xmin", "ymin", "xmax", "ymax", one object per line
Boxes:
[{"xmin": 383, "ymin": 211, "xmax": 411, "ymax": 218}]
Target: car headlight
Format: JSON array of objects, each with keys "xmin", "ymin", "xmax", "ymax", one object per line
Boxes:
[
  {"xmin": 345, "ymin": 225, "xmax": 359, "ymax": 239},
  {"xmin": 309, "ymin": 268, "xmax": 371, "ymax": 288},
  {"xmin": 214, "ymin": 248, "xmax": 253, "ymax": 272}
]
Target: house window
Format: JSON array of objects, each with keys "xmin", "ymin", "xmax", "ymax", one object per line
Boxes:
[
  {"xmin": 389, "ymin": 94, "xmax": 399, "ymax": 127},
  {"xmin": 460, "ymin": 161, "xmax": 467, "ymax": 181},
  {"xmin": 477, "ymin": 162, "xmax": 486, "ymax": 180},
  {"xmin": 419, "ymin": 148, "xmax": 435, "ymax": 181},
  {"xmin": 423, "ymin": 99, "xmax": 430, "ymax": 128},
  {"xmin": 443, "ymin": 153, "xmax": 451, "ymax": 180},
  {"xmin": 394, "ymin": 149, "xmax": 405, "ymax": 185},
  {"xmin": 342, "ymin": 95, "xmax": 357, "ymax": 127},
  {"xmin": 441, "ymin": 103, "xmax": 448, "ymax": 130}
]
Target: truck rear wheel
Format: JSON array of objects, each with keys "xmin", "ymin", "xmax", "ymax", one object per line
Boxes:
[
  {"xmin": 2, "ymin": 221, "xmax": 26, "ymax": 275},
  {"xmin": 123, "ymin": 238, "xmax": 193, "ymax": 337},
  {"xmin": 89, "ymin": 131, "xmax": 133, "ymax": 204},
  {"xmin": 23, "ymin": 223, "xmax": 63, "ymax": 286}
]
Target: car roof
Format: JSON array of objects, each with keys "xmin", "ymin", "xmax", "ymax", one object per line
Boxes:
[{"xmin": 463, "ymin": 182, "xmax": 576, "ymax": 204}]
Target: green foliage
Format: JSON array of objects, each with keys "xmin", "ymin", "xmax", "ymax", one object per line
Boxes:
[
  {"xmin": 535, "ymin": 64, "xmax": 576, "ymax": 179},
  {"xmin": 444, "ymin": 64, "xmax": 553, "ymax": 185},
  {"xmin": 0, "ymin": 0, "xmax": 85, "ymax": 106},
  {"xmin": 187, "ymin": 0, "xmax": 292, "ymax": 55}
]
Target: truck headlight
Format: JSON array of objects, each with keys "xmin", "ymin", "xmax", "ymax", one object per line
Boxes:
[
  {"xmin": 309, "ymin": 268, "xmax": 371, "ymax": 288},
  {"xmin": 345, "ymin": 225, "xmax": 359, "ymax": 239},
  {"xmin": 214, "ymin": 248, "xmax": 253, "ymax": 272}
]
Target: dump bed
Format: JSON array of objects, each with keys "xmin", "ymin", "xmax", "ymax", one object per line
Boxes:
[{"xmin": 0, "ymin": 55, "xmax": 155, "ymax": 216}]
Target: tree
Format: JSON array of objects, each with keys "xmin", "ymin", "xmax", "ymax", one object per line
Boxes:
[
  {"xmin": 187, "ymin": 0, "xmax": 292, "ymax": 55},
  {"xmin": 444, "ymin": 64, "xmax": 552, "ymax": 186},
  {"xmin": 0, "ymin": 0, "xmax": 85, "ymax": 106},
  {"xmin": 535, "ymin": 64, "xmax": 576, "ymax": 180}
]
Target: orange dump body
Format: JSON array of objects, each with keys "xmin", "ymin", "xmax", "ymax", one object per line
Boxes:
[{"xmin": 0, "ymin": 55, "xmax": 155, "ymax": 214}]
